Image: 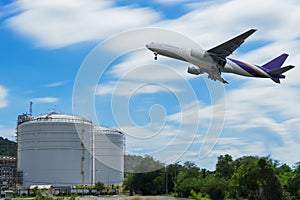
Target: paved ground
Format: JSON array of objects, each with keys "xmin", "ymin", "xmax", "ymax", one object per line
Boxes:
[
  {"xmin": 78, "ymin": 196, "xmax": 189, "ymax": 200},
  {"xmin": 0, "ymin": 195, "xmax": 189, "ymax": 200}
]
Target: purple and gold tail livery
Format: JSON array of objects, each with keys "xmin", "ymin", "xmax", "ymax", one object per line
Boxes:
[
  {"xmin": 146, "ymin": 29, "xmax": 295, "ymax": 84},
  {"xmin": 227, "ymin": 54, "xmax": 294, "ymax": 83}
]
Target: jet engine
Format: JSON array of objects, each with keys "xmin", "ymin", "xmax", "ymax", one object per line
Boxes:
[
  {"xmin": 187, "ymin": 66, "xmax": 203, "ymax": 75},
  {"xmin": 191, "ymin": 48, "xmax": 207, "ymax": 59}
]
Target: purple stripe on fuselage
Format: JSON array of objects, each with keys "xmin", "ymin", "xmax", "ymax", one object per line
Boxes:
[{"xmin": 228, "ymin": 58, "xmax": 267, "ymax": 78}]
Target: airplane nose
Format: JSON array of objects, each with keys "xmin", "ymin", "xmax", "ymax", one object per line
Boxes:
[{"xmin": 145, "ymin": 43, "xmax": 151, "ymax": 49}]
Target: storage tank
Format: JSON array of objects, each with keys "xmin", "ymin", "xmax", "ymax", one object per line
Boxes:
[
  {"xmin": 17, "ymin": 112, "xmax": 94, "ymax": 187},
  {"xmin": 94, "ymin": 126, "xmax": 124, "ymax": 186}
]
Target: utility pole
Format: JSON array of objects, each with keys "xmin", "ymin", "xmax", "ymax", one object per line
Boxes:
[
  {"xmin": 165, "ymin": 165, "xmax": 168, "ymax": 194},
  {"xmin": 81, "ymin": 120, "xmax": 85, "ymax": 185}
]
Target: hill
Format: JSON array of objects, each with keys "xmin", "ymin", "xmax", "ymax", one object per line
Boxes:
[{"xmin": 0, "ymin": 136, "xmax": 17, "ymax": 157}]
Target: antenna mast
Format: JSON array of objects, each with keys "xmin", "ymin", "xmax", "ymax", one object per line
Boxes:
[{"xmin": 29, "ymin": 101, "xmax": 33, "ymax": 116}]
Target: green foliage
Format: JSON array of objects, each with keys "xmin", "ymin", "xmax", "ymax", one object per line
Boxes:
[
  {"xmin": 94, "ymin": 181, "xmax": 105, "ymax": 190},
  {"xmin": 69, "ymin": 194, "xmax": 78, "ymax": 200},
  {"xmin": 123, "ymin": 154, "xmax": 298, "ymax": 200},
  {"xmin": 130, "ymin": 196, "xmax": 143, "ymax": 200},
  {"xmin": 288, "ymin": 166, "xmax": 300, "ymax": 199},
  {"xmin": 215, "ymin": 154, "xmax": 233, "ymax": 180},
  {"xmin": 277, "ymin": 163, "xmax": 293, "ymax": 189},
  {"xmin": 184, "ymin": 161, "xmax": 196, "ymax": 168},
  {"xmin": 123, "ymin": 156, "xmax": 165, "ymax": 195},
  {"xmin": 190, "ymin": 189, "xmax": 210, "ymax": 200},
  {"xmin": 125, "ymin": 154, "xmax": 145, "ymax": 173},
  {"xmin": 229, "ymin": 156, "xmax": 261, "ymax": 199},
  {"xmin": 33, "ymin": 189, "xmax": 59, "ymax": 200},
  {"xmin": 132, "ymin": 169, "xmax": 165, "ymax": 195},
  {"xmin": 176, "ymin": 177, "xmax": 202, "ymax": 197},
  {"xmin": 229, "ymin": 156, "xmax": 283, "ymax": 200},
  {"xmin": 165, "ymin": 163, "xmax": 184, "ymax": 193},
  {"xmin": 0, "ymin": 137, "xmax": 16, "ymax": 157},
  {"xmin": 177, "ymin": 166, "xmax": 201, "ymax": 183},
  {"xmin": 202, "ymin": 175, "xmax": 226, "ymax": 200},
  {"xmin": 133, "ymin": 155, "xmax": 164, "ymax": 172},
  {"xmin": 124, "ymin": 173, "xmax": 134, "ymax": 195},
  {"xmin": 175, "ymin": 165, "xmax": 202, "ymax": 197}
]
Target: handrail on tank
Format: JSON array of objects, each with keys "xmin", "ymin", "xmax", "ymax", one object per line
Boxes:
[
  {"xmin": 34, "ymin": 117, "xmax": 92, "ymax": 124},
  {"xmin": 18, "ymin": 112, "xmax": 93, "ymax": 125}
]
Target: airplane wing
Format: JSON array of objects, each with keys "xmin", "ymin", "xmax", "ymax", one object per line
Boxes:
[{"xmin": 207, "ymin": 29, "xmax": 257, "ymax": 59}]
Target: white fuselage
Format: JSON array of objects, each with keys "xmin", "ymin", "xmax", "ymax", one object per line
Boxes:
[{"xmin": 146, "ymin": 42, "xmax": 270, "ymax": 79}]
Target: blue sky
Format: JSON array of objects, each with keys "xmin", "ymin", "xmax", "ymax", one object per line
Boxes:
[{"xmin": 1, "ymin": 0, "xmax": 300, "ymax": 169}]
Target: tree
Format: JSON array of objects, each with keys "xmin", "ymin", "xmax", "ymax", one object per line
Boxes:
[
  {"xmin": 229, "ymin": 156, "xmax": 283, "ymax": 200},
  {"xmin": 123, "ymin": 173, "xmax": 134, "ymax": 196},
  {"xmin": 123, "ymin": 156, "xmax": 165, "ymax": 195},
  {"xmin": 176, "ymin": 177, "xmax": 202, "ymax": 197},
  {"xmin": 124, "ymin": 154, "xmax": 145, "ymax": 173},
  {"xmin": 257, "ymin": 158, "xmax": 283, "ymax": 200},
  {"xmin": 202, "ymin": 175, "xmax": 227, "ymax": 200},
  {"xmin": 94, "ymin": 181, "xmax": 105, "ymax": 191},
  {"xmin": 0, "ymin": 137, "xmax": 16, "ymax": 157},
  {"xmin": 216, "ymin": 154, "xmax": 234, "ymax": 180},
  {"xmin": 288, "ymin": 165, "xmax": 300, "ymax": 199},
  {"xmin": 229, "ymin": 156, "xmax": 260, "ymax": 199},
  {"xmin": 184, "ymin": 161, "xmax": 197, "ymax": 168},
  {"xmin": 177, "ymin": 166, "xmax": 201, "ymax": 182},
  {"xmin": 276, "ymin": 163, "xmax": 293, "ymax": 190},
  {"xmin": 132, "ymin": 155, "xmax": 164, "ymax": 173},
  {"xmin": 122, "ymin": 154, "xmax": 293, "ymax": 200},
  {"xmin": 165, "ymin": 163, "xmax": 184, "ymax": 194},
  {"xmin": 190, "ymin": 189, "xmax": 210, "ymax": 200},
  {"xmin": 175, "ymin": 165, "xmax": 202, "ymax": 197}
]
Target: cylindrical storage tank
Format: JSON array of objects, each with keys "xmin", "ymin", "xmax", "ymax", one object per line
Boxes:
[
  {"xmin": 17, "ymin": 113, "xmax": 94, "ymax": 187},
  {"xmin": 94, "ymin": 126, "xmax": 124, "ymax": 186}
]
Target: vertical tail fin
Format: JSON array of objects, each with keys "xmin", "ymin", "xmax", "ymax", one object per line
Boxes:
[{"xmin": 262, "ymin": 53, "xmax": 289, "ymax": 71}]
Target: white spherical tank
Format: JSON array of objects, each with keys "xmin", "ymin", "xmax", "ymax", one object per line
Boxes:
[
  {"xmin": 17, "ymin": 113, "xmax": 94, "ymax": 187},
  {"xmin": 93, "ymin": 126, "xmax": 124, "ymax": 186}
]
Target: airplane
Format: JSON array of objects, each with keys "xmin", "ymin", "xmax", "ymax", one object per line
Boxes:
[{"xmin": 145, "ymin": 29, "xmax": 294, "ymax": 84}]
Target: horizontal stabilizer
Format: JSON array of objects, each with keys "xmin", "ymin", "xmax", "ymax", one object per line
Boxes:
[{"xmin": 268, "ymin": 65, "xmax": 295, "ymax": 76}]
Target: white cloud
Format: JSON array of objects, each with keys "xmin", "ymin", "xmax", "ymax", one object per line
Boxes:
[
  {"xmin": 6, "ymin": 0, "xmax": 300, "ymax": 167},
  {"xmin": 44, "ymin": 80, "xmax": 69, "ymax": 88},
  {"xmin": 94, "ymin": 49, "xmax": 197, "ymax": 97},
  {"xmin": 125, "ymin": 124, "xmax": 203, "ymax": 165},
  {"xmin": 156, "ymin": 0, "xmax": 300, "ymax": 165},
  {"xmin": 158, "ymin": 0, "xmax": 300, "ymax": 48},
  {"xmin": 96, "ymin": 80, "xmax": 181, "ymax": 96},
  {"xmin": 0, "ymin": 85, "xmax": 8, "ymax": 108},
  {"xmin": 0, "ymin": 125, "xmax": 15, "ymax": 141},
  {"xmin": 107, "ymin": 51, "xmax": 189, "ymax": 81},
  {"xmin": 168, "ymin": 100, "xmax": 209, "ymax": 124},
  {"xmin": 154, "ymin": 0, "xmax": 188, "ymax": 4},
  {"xmin": 32, "ymin": 97, "xmax": 59, "ymax": 103},
  {"xmin": 4, "ymin": 0, "xmax": 300, "ymax": 50},
  {"xmin": 209, "ymin": 77, "xmax": 300, "ymax": 166},
  {"xmin": 96, "ymin": 0, "xmax": 300, "ymax": 167},
  {"xmin": 5, "ymin": 0, "xmax": 160, "ymax": 48}
]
